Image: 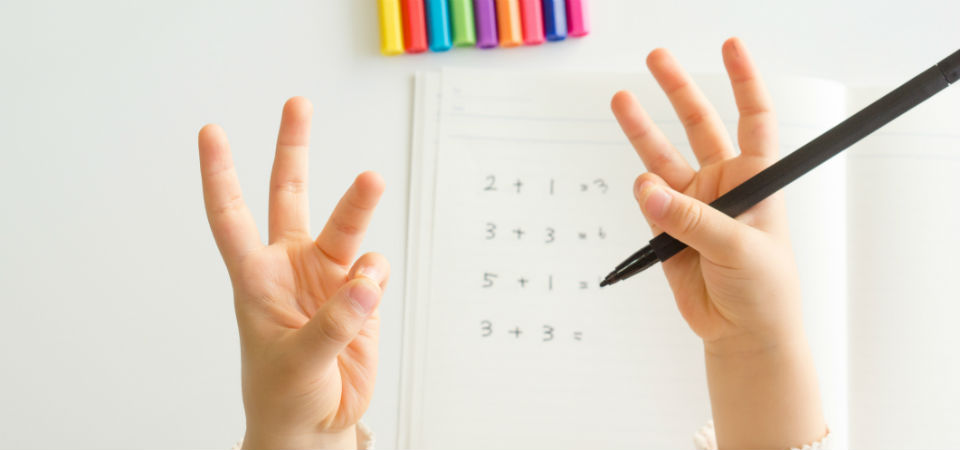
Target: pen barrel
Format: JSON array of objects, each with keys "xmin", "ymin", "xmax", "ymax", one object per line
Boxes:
[{"xmin": 650, "ymin": 64, "xmax": 952, "ymax": 262}]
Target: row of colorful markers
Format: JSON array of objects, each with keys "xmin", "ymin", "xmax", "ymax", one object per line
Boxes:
[{"xmin": 379, "ymin": 0, "xmax": 589, "ymax": 55}]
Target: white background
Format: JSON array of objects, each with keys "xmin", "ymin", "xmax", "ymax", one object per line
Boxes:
[{"xmin": 1, "ymin": 1, "xmax": 958, "ymax": 448}]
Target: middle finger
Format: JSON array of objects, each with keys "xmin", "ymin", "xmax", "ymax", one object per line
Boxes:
[{"xmin": 647, "ymin": 48, "xmax": 736, "ymax": 167}]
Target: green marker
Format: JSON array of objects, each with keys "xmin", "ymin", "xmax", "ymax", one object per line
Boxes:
[{"xmin": 449, "ymin": 0, "xmax": 476, "ymax": 47}]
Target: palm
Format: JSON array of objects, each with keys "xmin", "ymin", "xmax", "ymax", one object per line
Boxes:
[
  {"xmin": 198, "ymin": 97, "xmax": 389, "ymax": 441},
  {"xmin": 235, "ymin": 242, "xmax": 379, "ymax": 428},
  {"xmin": 612, "ymin": 40, "xmax": 791, "ymax": 342},
  {"xmin": 659, "ymin": 158, "xmax": 785, "ymax": 340}
]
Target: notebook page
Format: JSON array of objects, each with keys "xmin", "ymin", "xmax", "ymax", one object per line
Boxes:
[
  {"xmin": 405, "ymin": 69, "xmax": 848, "ymax": 449},
  {"xmin": 847, "ymin": 86, "xmax": 960, "ymax": 449}
]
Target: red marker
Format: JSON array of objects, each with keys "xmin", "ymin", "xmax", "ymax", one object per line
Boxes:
[
  {"xmin": 401, "ymin": 0, "xmax": 428, "ymax": 53},
  {"xmin": 518, "ymin": 0, "xmax": 544, "ymax": 45},
  {"xmin": 565, "ymin": 0, "xmax": 589, "ymax": 37}
]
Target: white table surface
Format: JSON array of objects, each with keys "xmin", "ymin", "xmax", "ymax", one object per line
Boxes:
[{"xmin": 1, "ymin": 1, "xmax": 957, "ymax": 448}]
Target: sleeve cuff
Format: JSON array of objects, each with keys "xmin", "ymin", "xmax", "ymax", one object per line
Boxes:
[
  {"xmin": 233, "ymin": 422, "xmax": 375, "ymax": 450},
  {"xmin": 694, "ymin": 420, "xmax": 831, "ymax": 450}
]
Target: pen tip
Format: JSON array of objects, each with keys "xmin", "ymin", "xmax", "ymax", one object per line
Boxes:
[{"xmin": 599, "ymin": 272, "xmax": 617, "ymax": 288}]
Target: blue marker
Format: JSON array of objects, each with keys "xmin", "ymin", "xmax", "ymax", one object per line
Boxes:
[
  {"xmin": 541, "ymin": 0, "xmax": 567, "ymax": 41},
  {"xmin": 425, "ymin": 0, "xmax": 453, "ymax": 51}
]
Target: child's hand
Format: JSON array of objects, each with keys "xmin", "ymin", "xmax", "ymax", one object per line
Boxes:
[
  {"xmin": 612, "ymin": 39, "xmax": 800, "ymax": 356},
  {"xmin": 612, "ymin": 39, "xmax": 826, "ymax": 448},
  {"xmin": 199, "ymin": 97, "xmax": 387, "ymax": 449}
]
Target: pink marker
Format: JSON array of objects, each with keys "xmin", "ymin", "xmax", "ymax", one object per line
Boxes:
[
  {"xmin": 565, "ymin": 0, "xmax": 589, "ymax": 37},
  {"xmin": 518, "ymin": 0, "xmax": 544, "ymax": 45}
]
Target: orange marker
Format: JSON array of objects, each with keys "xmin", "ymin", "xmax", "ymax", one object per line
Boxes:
[{"xmin": 495, "ymin": 0, "xmax": 523, "ymax": 47}]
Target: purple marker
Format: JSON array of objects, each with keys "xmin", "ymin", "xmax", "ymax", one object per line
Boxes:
[{"xmin": 473, "ymin": 0, "xmax": 499, "ymax": 49}]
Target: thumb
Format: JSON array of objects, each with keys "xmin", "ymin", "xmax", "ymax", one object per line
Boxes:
[
  {"xmin": 296, "ymin": 277, "xmax": 383, "ymax": 364},
  {"xmin": 635, "ymin": 180, "xmax": 754, "ymax": 266}
]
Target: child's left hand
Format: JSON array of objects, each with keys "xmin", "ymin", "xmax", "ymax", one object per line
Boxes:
[{"xmin": 198, "ymin": 97, "xmax": 388, "ymax": 449}]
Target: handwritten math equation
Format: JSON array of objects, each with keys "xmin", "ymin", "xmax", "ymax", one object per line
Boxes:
[
  {"xmin": 480, "ymin": 272, "xmax": 601, "ymax": 291},
  {"xmin": 480, "ymin": 320, "xmax": 584, "ymax": 342},
  {"xmin": 483, "ymin": 223, "xmax": 607, "ymax": 242},
  {"xmin": 482, "ymin": 175, "xmax": 609, "ymax": 195},
  {"xmin": 471, "ymin": 173, "xmax": 616, "ymax": 341}
]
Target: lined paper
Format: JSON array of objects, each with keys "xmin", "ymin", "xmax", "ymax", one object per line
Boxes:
[
  {"xmin": 847, "ymin": 86, "xmax": 960, "ymax": 450},
  {"xmin": 402, "ymin": 69, "xmax": 849, "ymax": 449}
]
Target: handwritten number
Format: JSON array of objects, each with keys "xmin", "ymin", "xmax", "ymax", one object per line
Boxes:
[
  {"xmin": 485, "ymin": 222, "xmax": 496, "ymax": 240},
  {"xmin": 484, "ymin": 175, "xmax": 497, "ymax": 191},
  {"xmin": 483, "ymin": 272, "xmax": 498, "ymax": 288},
  {"xmin": 545, "ymin": 227, "xmax": 555, "ymax": 243},
  {"xmin": 542, "ymin": 325, "xmax": 555, "ymax": 342},
  {"xmin": 481, "ymin": 320, "xmax": 493, "ymax": 337},
  {"xmin": 594, "ymin": 178, "xmax": 608, "ymax": 193}
]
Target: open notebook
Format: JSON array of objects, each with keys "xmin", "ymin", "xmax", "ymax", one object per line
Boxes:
[{"xmin": 401, "ymin": 68, "xmax": 960, "ymax": 449}]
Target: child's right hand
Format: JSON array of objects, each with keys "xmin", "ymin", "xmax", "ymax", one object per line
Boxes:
[
  {"xmin": 611, "ymin": 38, "xmax": 801, "ymax": 357},
  {"xmin": 611, "ymin": 38, "xmax": 827, "ymax": 449}
]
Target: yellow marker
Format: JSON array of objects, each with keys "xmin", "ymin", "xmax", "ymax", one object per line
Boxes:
[{"xmin": 378, "ymin": 0, "xmax": 405, "ymax": 55}]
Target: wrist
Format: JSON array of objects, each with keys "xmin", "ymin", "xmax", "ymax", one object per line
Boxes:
[
  {"xmin": 703, "ymin": 330, "xmax": 826, "ymax": 449},
  {"xmin": 242, "ymin": 424, "xmax": 357, "ymax": 450},
  {"xmin": 703, "ymin": 319, "xmax": 807, "ymax": 359}
]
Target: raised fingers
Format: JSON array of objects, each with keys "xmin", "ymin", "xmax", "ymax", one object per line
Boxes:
[
  {"xmin": 198, "ymin": 124, "xmax": 263, "ymax": 265},
  {"xmin": 315, "ymin": 171, "xmax": 386, "ymax": 267},
  {"xmin": 269, "ymin": 97, "xmax": 313, "ymax": 243},
  {"xmin": 612, "ymin": 91, "xmax": 696, "ymax": 189},
  {"xmin": 647, "ymin": 48, "xmax": 735, "ymax": 167},
  {"xmin": 722, "ymin": 37, "xmax": 778, "ymax": 159}
]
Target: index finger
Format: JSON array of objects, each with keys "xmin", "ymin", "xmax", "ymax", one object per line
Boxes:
[{"xmin": 198, "ymin": 124, "xmax": 263, "ymax": 266}]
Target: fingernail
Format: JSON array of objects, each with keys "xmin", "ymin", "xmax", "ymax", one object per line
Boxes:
[
  {"xmin": 348, "ymin": 280, "xmax": 379, "ymax": 315},
  {"xmin": 357, "ymin": 265, "xmax": 380, "ymax": 283},
  {"xmin": 643, "ymin": 185, "xmax": 672, "ymax": 220},
  {"xmin": 636, "ymin": 181, "xmax": 652, "ymax": 200},
  {"xmin": 729, "ymin": 38, "xmax": 741, "ymax": 58}
]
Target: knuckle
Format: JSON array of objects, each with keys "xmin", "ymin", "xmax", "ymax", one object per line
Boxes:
[
  {"xmin": 738, "ymin": 103, "xmax": 772, "ymax": 117},
  {"xmin": 331, "ymin": 216, "xmax": 361, "ymax": 237},
  {"xmin": 680, "ymin": 109, "xmax": 706, "ymax": 128},
  {"xmin": 677, "ymin": 200, "xmax": 704, "ymax": 236},
  {"xmin": 626, "ymin": 122, "xmax": 653, "ymax": 143},
  {"xmin": 316, "ymin": 311, "xmax": 354, "ymax": 344},
  {"xmin": 211, "ymin": 193, "xmax": 246, "ymax": 217},
  {"xmin": 272, "ymin": 178, "xmax": 307, "ymax": 194}
]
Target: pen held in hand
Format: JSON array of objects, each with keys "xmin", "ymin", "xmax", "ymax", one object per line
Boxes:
[{"xmin": 601, "ymin": 48, "xmax": 960, "ymax": 288}]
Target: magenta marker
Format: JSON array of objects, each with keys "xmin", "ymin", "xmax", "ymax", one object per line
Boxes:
[
  {"xmin": 565, "ymin": 0, "xmax": 589, "ymax": 37},
  {"xmin": 473, "ymin": 0, "xmax": 499, "ymax": 48}
]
